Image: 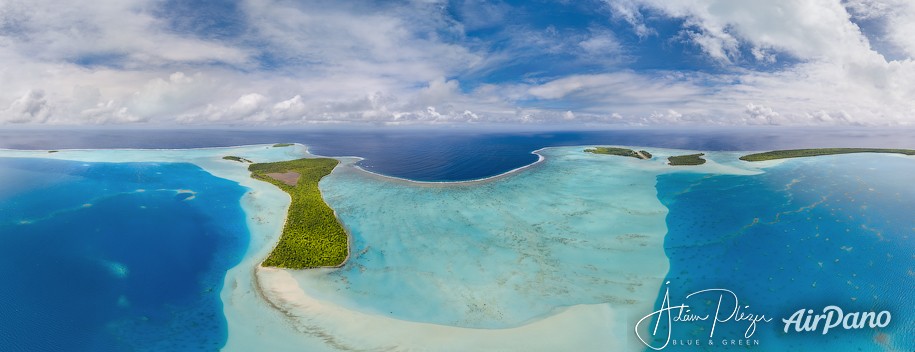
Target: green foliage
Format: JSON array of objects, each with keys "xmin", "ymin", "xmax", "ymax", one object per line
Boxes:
[
  {"xmin": 272, "ymin": 143, "xmax": 294, "ymax": 147},
  {"xmin": 249, "ymin": 158, "xmax": 347, "ymax": 269},
  {"xmin": 740, "ymin": 148, "xmax": 915, "ymax": 161},
  {"xmin": 584, "ymin": 147, "xmax": 651, "ymax": 159},
  {"xmin": 668, "ymin": 153, "xmax": 706, "ymax": 166},
  {"xmin": 223, "ymin": 155, "xmax": 252, "ymax": 163}
]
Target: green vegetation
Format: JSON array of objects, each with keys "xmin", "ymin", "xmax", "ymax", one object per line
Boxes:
[
  {"xmin": 273, "ymin": 143, "xmax": 294, "ymax": 147},
  {"xmin": 48, "ymin": 150, "xmax": 58, "ymax": 153},
  {"xmin": 250, "ymin": 158, "xmax": 347, "ymax": 269},
  {"xmin": 584, "ymin": 147, "xmax": 652, "ymax": 160},
  {"xmin": 740, "ymin": 148, "xmax": 915, "ymax": 161},
  {"xmin": 223, "ymin": 155, "xmax": 252, "ymax": 163},
  {"xmin": 668, "ymin": 153, "xmax": 706, "ymax": 166}
]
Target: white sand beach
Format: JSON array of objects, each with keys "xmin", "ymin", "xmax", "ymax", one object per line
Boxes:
[{"xmin": 0, "ymin": 144, "xmax": 773, "ymax": 352}]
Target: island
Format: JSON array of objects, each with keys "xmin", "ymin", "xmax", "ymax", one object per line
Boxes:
[
  {"xmin": 272, "ymin": 143, "xmax": 294, "ymax": 148},
  {"xmin": 740, "ymin": 148, "xmax": 915, "ymax": 161},
  {"xmin": 667, "ymin": 153, "xmax": 706, "ymax": 166},
  {"xmin": 223, "ymin": 156, "xmax": 253, "ymax": 163},
  {"xmin": 249, "ymin": 158, "xmax": 348, "ymax": 269},
  {"xmin": 584, "ymin": 147, "xmax": 652, "ymax": 159}
]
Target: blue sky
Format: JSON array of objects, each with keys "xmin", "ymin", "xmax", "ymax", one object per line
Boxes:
[{"xmin": 1, "ymin": 0, "xmax": 914, "ymax": 126}]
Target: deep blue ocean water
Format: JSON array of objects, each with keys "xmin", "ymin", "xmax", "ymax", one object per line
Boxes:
[
  {"xmin": 0, "ymin": 129, "xmax": 912, "ymax": 351},
  {"xmin": 0, "ymin": 158, "xmax": 249, "ymax": 351},
  {"xmin": 1, "ymin": 128, "xmax": 913, "ymax": 181},
  {"xmin": 649, "ymin": 154, "xmax": 914, "ymax": 351}
]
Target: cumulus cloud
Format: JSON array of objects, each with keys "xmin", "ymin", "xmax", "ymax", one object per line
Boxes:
[
  {"xmin": 0, "ymin": 0, "xmax": 913, "ymax": 126},
  {"xmin": 845, "ymin": 0, "xmax": 915, "ymax": 58},
  {"xmin": 271, "ymin": 95, "xmax": 308, "ymax": 121},
  {"xmin": 609, "ymin": 0, "xmax": 878, "ymax": 64},
  {"xmin": 80, "ymin": 100, "xmax": 145, "ymax": 124},
  {"xmin": 2, "ymin": 90, "xmax": 51, "ymax": 123},
  {"xmin": 567, "ymin": 0, "xmax": 915, "ymax": 125},
  {"xmin": 744, "ymin": 103, "xmax": 780, "ymax": 125}
]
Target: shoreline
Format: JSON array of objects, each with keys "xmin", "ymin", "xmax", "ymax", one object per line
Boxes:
[
  {"xmin": 253, "ymin": 266, "xmax": 623, "ymax": 351},
  {"xmin": 344, "ymin": 147, "xmax": 547, "ymax": 186},
  {"xmin": 0, "ymin": 144, "xmax": 339, "ymax": 351},
  {"xmin": 290, "ymin": 144, "xmax": 684, "ymax": 350},
  {"xmin": 250, "ymin": 158, "xmax": 349, "ymax": 269},
  {"xmin": 0, "ymin": 144, "xmax": 774, "ymax": 351},
  {"xmin": 4, "ymin": 144, "xmax": 909, "ymax": 185},
  {"xmin": 3, "ymin": 144, "xmax": 909, "ymax": 351}
]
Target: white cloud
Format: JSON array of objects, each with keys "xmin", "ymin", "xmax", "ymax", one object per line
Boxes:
[
  {"xmin": 271, "ymin": 95, "xmax": 308, "ymax": 121},
  {"xmin": 619, "ymin": 0, "xmax": 879, "ymax": 65},
  {"xmin": 80, "ymin": 100, "xmax": 145, "ymax": 124},
  {"xmin": 2, "ymin": 90, "xmax": 51, "ymax": 123},
  {"xmin": 744, "ymin": 103, "xmax": 780, "ymax": 125},
  {"xmin": 680, "ymin": 24, "xmax": 740, "ymax": 63},
  {"xmin": 240, "ymin": 0, "xmax": 479, "ymax": 83},
  {"xmin": 580, "ymin": 0, "xmax": 915, "ymax": 125},
  {"xmin": 0, "ymin": 0, "xmax": 913, "ymax": 126},
  {"xmin": 527, "ymin": 72, "xmax": 702, "ymax": 104},
  {"xmin": 0, "ymin": 0, "xmax": 250, "ymax": 67},
  {"xmin": 224, "ymin": 94, "xmax": 269, "ymax": 121},
  {"xmin": 453, "ymin": 0, "xmax": 511, "ymax": 31},
  {"xmin": 522, "ymin": 58, "xmax": 915, "ymax": 126},
  {"xmin": 845, "ymin": 0, "xmax": 915, "ymax": 59},
  {"xmin": 578, "ymin": 29, "xmax": 624, "ymax": 56},
  {"xmin": 604, "ymin": 0, "xmax": 654, "ymax": 37},
  {"xmin": 750, "ymin": 47, "xmax": 777, "ymax": 63}
]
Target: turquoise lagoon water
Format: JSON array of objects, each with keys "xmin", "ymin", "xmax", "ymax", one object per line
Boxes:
[
  {"xmin": 0, "ymin": 158, "xmax": 249, "ymax": 351},
  {"xmin": 309, "ymin": 147, "xmax": 912, "ymax": 351},
  {"xmin": 311, "ymin": 147, "xmax": 674, "ymax": 329},
  {"xmin": 0, "ymin": 144, "xmax": 911, "ymax": 352},
  {"xmin": 650, "ymin": 154, "xmax": 914, "ymax": 351}
]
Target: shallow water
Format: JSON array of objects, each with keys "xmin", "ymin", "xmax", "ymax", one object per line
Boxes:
[
  {"xmin": 310, "ymin": 147, "xmax": 735, "ymax": 330},
  {"xmin": 2, "ymin": 128, "xmax": 913, "ymax": 181},
  {"xmin": 0, "ymin": 140, "xmax": 911, "ymax": 352}
]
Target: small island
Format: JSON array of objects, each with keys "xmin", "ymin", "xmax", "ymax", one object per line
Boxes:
[
  {"xmin": 223, "ymin": 156, "xmax": 253, "ymax": 163},
  {"xmin": 740, "ymin": 148, "xmax": 915, "ymax": 161},
  {"xmin": 584, "ymin": 147, "xmax": 652, "ymax": 160},
  {"xmin": 668, "ymin": 153, "xmax": 706, "ymax": 166},
  {"xmin": 249, "ymin": 158, "xmax": 348, "ymax": 269},
  {"xmin": 272, "ymin": 143, "xmax": 294, "ymax": 148}
]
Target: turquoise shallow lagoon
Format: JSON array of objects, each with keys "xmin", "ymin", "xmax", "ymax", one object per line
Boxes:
[
  {"xmin": 312, "ymin": 147, "xmax": 673, "ymax": 328},
  {"xmin": 254, "ymin": 146, "xmax": 771, "ymax": 351},
  {"xmin": 0, "ymin": 144, "xmax": 911, "ymax": 352}
]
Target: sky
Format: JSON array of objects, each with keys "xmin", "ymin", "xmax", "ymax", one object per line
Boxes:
[{"xmin": 1, "ymin": 0, "xmax": 914, "ymax": 126}]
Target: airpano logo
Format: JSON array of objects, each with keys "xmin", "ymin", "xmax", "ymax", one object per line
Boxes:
[
  {"xmin": 782, "ymin": 306, "xmax": 891, "ymax": 334},
  {"xmin": 634, "ymin": 282, "xmax": 894, "ymax": 350}
]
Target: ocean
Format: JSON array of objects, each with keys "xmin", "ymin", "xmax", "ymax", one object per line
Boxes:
[
  {"xmin": 1, "ymin": 127, "xmax": 913, "ymax": 181},
  {"xmin": 0, "ymin": 158, "xmax": 249, "ymax": 351},
  {"xmin": 651, "ymin": 154, "xmax": 914, "ymax": 351},
  {"xmin": 0, "ymin": 128, "xmax": 912, "ymax": 351}
]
